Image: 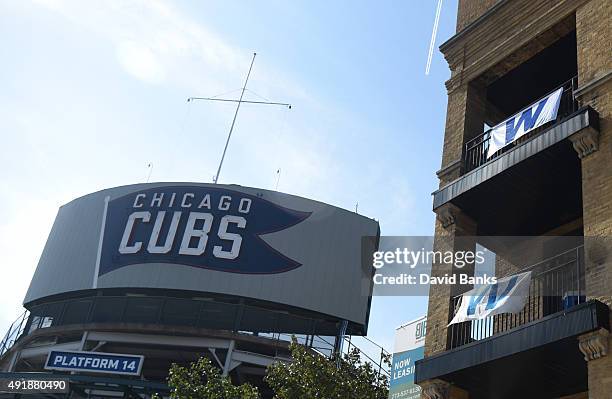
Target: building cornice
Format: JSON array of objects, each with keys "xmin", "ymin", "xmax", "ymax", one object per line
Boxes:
[
  {"xmin": 440, "ymin": 0, "xmax": 586, "ymax": 89},
  {"xmin": 439, "ymin": 0, "xmax": 509, "ymax": 53},
  {"xmin": 436, "ymin": 159, "xmax": 462, "ymax": 181},
  {"xmin": 574, "ymin": 70, "xmax": 612, "ymax": 98}
]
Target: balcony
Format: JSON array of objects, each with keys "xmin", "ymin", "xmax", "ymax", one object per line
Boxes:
[
  {"xmin": 448, "ymin": 246, "xmax": 585, "ymax": 350},
  {"xmin": 415, "ymin": 246, "xmax": 611, "ymax": 399},
  {"xmin": 432, "ymin": 77, "xmax": 600, "ymax": 235},
  {"xmin": 462, "ymin": 77, "xmax": 578, "ymax": 174}
]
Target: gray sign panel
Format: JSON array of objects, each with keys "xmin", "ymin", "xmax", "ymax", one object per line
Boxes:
[{"xmin": 25, "ymin": 183, "xmax": 379, "ymax": 327}]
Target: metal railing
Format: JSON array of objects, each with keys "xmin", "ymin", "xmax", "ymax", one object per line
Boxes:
[
  {"xmin": 463, "ymin": 76, "xmax": 578, "ymax": 173},
  {"xmin": 448, "ymin": 246, "xmax": 585, "ymax": 350},
  {"xmin": 0, "ymin": 310, "xmax": 390, "ymax": 379},
  {"xmin": 0, "ymin": 297, "xmax": 391, "ymax": 377},
  {"xmin": 257, "ymin": 332, "xmax": 335, "ymax": 356},
  {"xmin": 260, "ymin": 332, "xmax": 391, "ymax": 377},
  {"xmin": 0, "ymin": 310, "xmax": 29, "ymax": 357},
  {"xmin": 12, "ymin": 295, "xmax": 341, "ymax": 339}
]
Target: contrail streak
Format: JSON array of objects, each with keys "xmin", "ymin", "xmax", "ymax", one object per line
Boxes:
[{"xmin": 425, "ymin": 0, "xmax": 443, "ymax": 75}]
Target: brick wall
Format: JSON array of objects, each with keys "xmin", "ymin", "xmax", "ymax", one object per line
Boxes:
[
  {"xmin": 424, "ymin": 220, "xmax": 457, "ymax": 357},
  {"xmin": 585, "ymin": 329, "xmax": 612, "ymax": 399},
  {"xmin": 424, "ymin": 0, "xmax": 610, "ymax": 385},
  {"xmin": 420, "ymin": 0, "xmax": 610, "ymax": 397},
  {"xmin": 456, "ymin": 0, "xmax": 500, "ymax": 32},
  {"xmin": 576, "ymin": 0, "xmax": 612, "ymax": 84},
  {"xmin": 576, "ymin": 0, "xmax": 612, "ymax": 309},
  {"xmin": 425, "ymin": 216, "xmax": 477, "ymax": 357},
  {"xmin": 439, "ymin": 87, "xmax": 469, "ymax": 175}
]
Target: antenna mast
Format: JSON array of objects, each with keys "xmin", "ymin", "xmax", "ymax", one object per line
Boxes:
[{"xmin": 188, "ymin": 52, "xmax": 292, "ymax": 184}]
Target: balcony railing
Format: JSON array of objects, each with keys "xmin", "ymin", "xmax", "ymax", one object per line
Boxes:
[
  {"xmin": 448, "ymin": 246, "xmax": 585, "ymax": 350},
  {"xmin": 463, "ymin": 76, "xmax": 578, "ymax": 173},
  {"xmin": 0, "ymin": 310, "xmax": 28, "ymax": 357}
]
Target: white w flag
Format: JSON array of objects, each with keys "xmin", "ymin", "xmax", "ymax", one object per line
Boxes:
[
  {"xmin": 449, "ymin": 271, "xmax": 532, "ymax": 325},
  {"xmin": 487, "ymin": 87, "xmax": 563, "ymax": 158}
]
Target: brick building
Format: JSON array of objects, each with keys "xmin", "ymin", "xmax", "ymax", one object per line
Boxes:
[{"xmin": 414, "ymin": 0, "xmax": 611, "ymax": 398}]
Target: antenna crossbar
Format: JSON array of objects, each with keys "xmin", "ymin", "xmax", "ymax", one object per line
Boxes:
[
  {"xmin": 189, "ymin": 97, "xmax": 291, "ymax": 108},
  {"xmin": 188, "ymin": 52, "xmax": 292, "ymax": 184}
]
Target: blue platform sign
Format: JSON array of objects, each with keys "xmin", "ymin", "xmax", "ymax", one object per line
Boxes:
[{"xmin": 45, "ymin": 351, "xmax": 144, "ymax": 376}]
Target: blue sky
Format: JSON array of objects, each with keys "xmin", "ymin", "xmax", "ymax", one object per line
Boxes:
[{"xmin": 0, "ymin": 0, "xmax": 457, "ymax": 353}]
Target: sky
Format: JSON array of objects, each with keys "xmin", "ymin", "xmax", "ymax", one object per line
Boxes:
[{"xmin": 0, "ymin": 0, "xmax": 458, "ymax": 354}]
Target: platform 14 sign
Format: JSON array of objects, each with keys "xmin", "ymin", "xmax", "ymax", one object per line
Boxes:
[
  {"xmin": 45, "ymin": 351, "xmax": 144, "ymax": 376},
  {"xmin": 99, "ymin": 186, "xmax": 310, "ymax": 275}
]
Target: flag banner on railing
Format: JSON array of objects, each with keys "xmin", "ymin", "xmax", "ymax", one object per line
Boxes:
[
  {"xmin": 449, "ymin": 271, "xmax": 532, "ymax": 325},
  {"xmin": 487, "ymin": 87, "xmax": 563, "ymax": 158}
]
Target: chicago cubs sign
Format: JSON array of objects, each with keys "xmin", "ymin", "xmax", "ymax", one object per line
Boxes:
[
  {"xmin": 25, "ymin": 183, "xmax": 379, "ymax": 327},
  {"xmin": 99, "ymin": 186, "xmax": 311, "ymax": 275}
]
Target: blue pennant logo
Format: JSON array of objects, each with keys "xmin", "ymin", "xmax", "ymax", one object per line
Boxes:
[{"xmin": 99, "ymin": 186, "xmax": 311, "ymax": 276}]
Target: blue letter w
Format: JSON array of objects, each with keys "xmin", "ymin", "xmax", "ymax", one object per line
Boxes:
[
  {"xmin": 486, "ymin": 276, "xmax": 518, "ymax": 310},
  {"xmin": 466, "ymin": 277, "xmax": 518, "ymax": 316},
  {"xmin": 505, "ymin": 98, "xmax": 547, "ymax": 143},
  {"xmin": 467, "ymin": 286, "xmax": 490, "ymax": 316}
]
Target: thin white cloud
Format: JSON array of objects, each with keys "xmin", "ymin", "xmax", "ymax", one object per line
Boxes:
[
  {"xmin": 116, "ymin": 41, "xmax": 165, "ymax": 84},
  {"xmin": 30, "ymin": 0, "xmax": 299, "ymax": 96},
  {"xmin": 26, "ymin": 0, "xmax": 322, "ymax": 188}
]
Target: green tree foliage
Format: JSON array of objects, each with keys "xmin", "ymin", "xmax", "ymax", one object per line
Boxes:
[
  {"xmin": 161, "ymin": 357, "xmax": 260, "ymax": 399},
  {"xmin": 265, "ymin": 339, "xmax": 390, "ymax": 399},
  {"xmin": 158, "ymin": 339, "xmax": 389, "ymax": 399}
]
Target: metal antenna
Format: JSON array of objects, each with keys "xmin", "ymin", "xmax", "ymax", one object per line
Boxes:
[
  {"xmin": 275, "ymin": 169, "xmax": 282, "ymax": 191},
  {"xmin": 188, "ymin": 52, "xmax": 292, "ymax": 184},
  {"xmin": 146, "ymin": 163, "xmax": 154, "ymax": 183}
]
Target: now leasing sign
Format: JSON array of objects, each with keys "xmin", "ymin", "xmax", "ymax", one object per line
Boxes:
[
  {"xmin": 45, "ymin": 351, "xmax": 144, "ymax": 376},
  {"xmin": 449, "ymin": 271, "xmax": 532, "ymax": 325},
  {"xmin": 388, "ymin": 316, "xmax": 426, "ymax": 399},
  {"xmin": 487, "ymin": 87, "xmax": 563, "ymax": 158}
]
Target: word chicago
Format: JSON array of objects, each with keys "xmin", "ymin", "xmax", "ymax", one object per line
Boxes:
[{"xmin": 118, "ymin": 191, "xmax": 252, "ymax": 260}]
